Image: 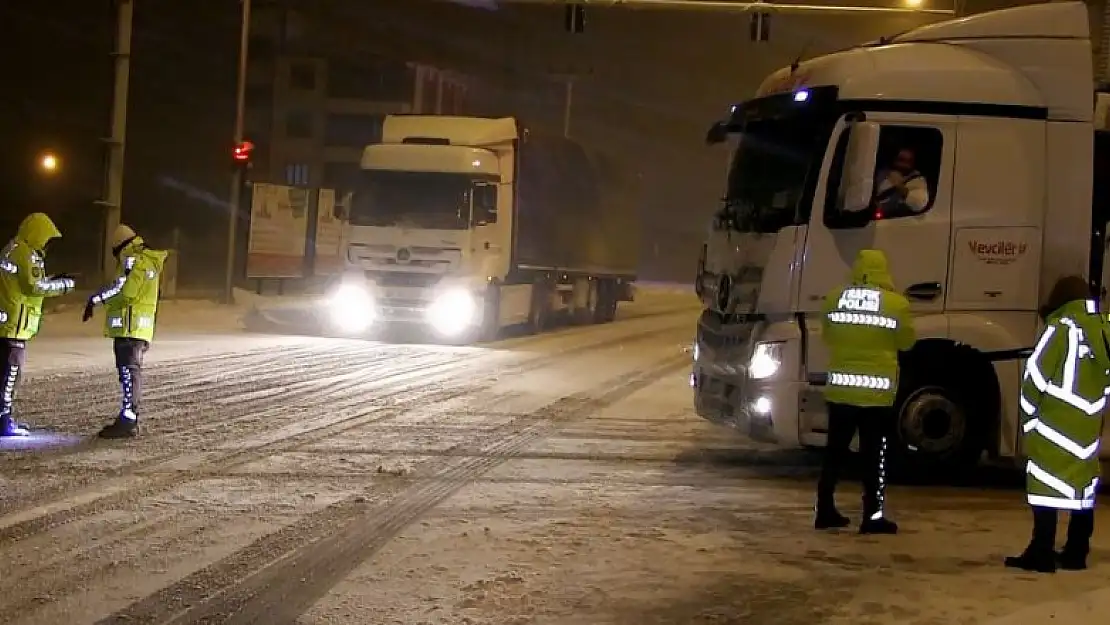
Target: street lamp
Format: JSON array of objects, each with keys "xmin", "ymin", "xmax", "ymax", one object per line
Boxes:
[
  {"xmin": 39, "ymin": 153, "xmax": 59, "ymax": 174},
  {"xmin": 903, "ymin": 0, "xmax": 924, "ymax": 6}
]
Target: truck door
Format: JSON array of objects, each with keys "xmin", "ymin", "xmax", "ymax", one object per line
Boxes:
[
  {"xmin": 1096, "ymin": 130, "xmax": 1110, "ymax": 458},
  {"xmin": 796, "ymin": 113, "xmax": 956, "ymax": 436}
]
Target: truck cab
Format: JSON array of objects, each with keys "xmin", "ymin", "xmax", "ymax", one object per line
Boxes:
[
  {"xmin": 691, "ymin": 1, "xmax": 1110, "ymax": 472},
  {"xmin": 325, "ymin": 115, "xmax": 638, "ymax": 342}
]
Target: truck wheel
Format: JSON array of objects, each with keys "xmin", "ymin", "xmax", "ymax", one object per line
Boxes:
[
  {"xmin": 891, "ymin": 355, "xmax": 990, "ymax": 478},
  {"xmin": 573, "ymin": 280, "xmax": 599, "ymax": 325},
  {"xmin": 594, "ymin": 280, "xmax": 618, "ymax": 323},
  {"xmin": 528, "ymin": 281, "xmax": 552, "ymax": 333},
  {"xmin": 477, "ymin": 285, "xmax": 501, "ymax": 342}
]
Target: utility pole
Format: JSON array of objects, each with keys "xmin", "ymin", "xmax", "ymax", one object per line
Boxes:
[
  {"xmin": 562, "ymin": 77, "xmax": 574, "ymax": 138},
  {"xmin": 225, "ymin": 0, "xmax": 251, "ymax": 304},
  {"xmin": 99, "ymin": 0, "xmax": 134, "ymax": 281}
]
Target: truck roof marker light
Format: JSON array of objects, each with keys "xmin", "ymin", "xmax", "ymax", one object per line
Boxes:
[{"xmin": 794, "ymin": 90, "xmax": 809, "ymax": 102}]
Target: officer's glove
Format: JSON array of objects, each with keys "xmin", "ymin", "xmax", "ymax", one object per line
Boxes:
[
  {"xmin": 82, "ymin": 298, "xmax": 95, "ymax": 323},
  {"xmin": 50, "ymin": 274, "xmax": 76, "ymax": 294}
]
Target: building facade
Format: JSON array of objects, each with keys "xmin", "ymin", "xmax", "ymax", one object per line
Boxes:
[{"xmin": 244, "ymin": 2, "xmax": 470, "ymax": 194}]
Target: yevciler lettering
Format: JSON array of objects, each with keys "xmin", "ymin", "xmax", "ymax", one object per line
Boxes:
[{"xmin": 969, "ymin": 240, "xmax": 1028, "ymax": 265}]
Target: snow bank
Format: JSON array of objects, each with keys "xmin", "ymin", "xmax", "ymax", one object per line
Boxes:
[{"xmin": 36, "ymin": 296, "xmax": 250, "ymax": 339}]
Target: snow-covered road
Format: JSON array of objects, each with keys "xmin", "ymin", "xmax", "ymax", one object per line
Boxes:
[{"xmin": 0, "ymin": 290, "xmax": 1108, "ymax": 624}]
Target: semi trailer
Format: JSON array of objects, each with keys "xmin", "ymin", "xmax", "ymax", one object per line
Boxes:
[
  {"xmin": 325, "ymin": 115, "xmax": 639, "ymax": 342},
  {"xmin": 691, "ymin": 1, "xmax": 1110, "ymax": 472}
]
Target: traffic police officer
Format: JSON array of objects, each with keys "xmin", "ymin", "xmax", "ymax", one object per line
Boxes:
[
  {"xmin": 83, "ymin": 224, "xmax": 167, "ymax": 439},
  {"xmin": 0, "ymin": 213, "xmax": 75, "ymax": 437},
  {"xmin": 1006, "ymin": 275, "xmax": 1108, "ymax": 573},
  {"xmin": 815, "ymin": 249, "xmax": 915, "ymax": 534}
]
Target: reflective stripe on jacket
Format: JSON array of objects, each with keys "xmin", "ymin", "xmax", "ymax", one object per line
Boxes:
[
  {"xmin": 93, "ymin": 237, "xmax": 167, "ymax": 342},
  {"xmin": 0, "ymin": 214, "xmax": 73, "ymax": 340},
  {"xmin": 821, "ymin": 250, "xmax": 915, "ymax": 407},
  {"xmin": 1020, "ymin": 298, "xmax": 1109, "ymax": 511}
]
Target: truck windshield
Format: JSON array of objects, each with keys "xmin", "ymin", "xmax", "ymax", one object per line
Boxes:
[
  {"xmin": 722, "ymin": 113, "xmax": 830, "ymax": 233},
  {"xmin": 349, "ymin": 170, "xmax": 474, "ymax": 230}
]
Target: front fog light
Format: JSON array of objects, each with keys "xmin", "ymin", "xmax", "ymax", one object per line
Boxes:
[
  {"xmin": 752, "ymin": 396, "xmax": 772, "ymax": 415},
  {"xmin": 748, "ymin": 342, "xmax": 783, "ymax": 379},
  {"xmin": 328, "ymin": 283, "xmax": 375, "ymax": 333},
  {"xmin": 426, "ymin": 288, "xmax": 478, "ymax": 336}
]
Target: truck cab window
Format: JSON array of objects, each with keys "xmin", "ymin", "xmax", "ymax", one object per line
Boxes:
[
  {"xmin": 872, "ymin": 126, "xmax": 943, "ymax": 219},
  {"xmin": 823, "ymin": 123, "xmax": 943, "ymax": 226}
]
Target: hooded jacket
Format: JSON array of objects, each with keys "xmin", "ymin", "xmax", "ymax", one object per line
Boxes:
[
  {"xmin": 0, "ymin": 213, "xmax": 74, "ymax": 340},
  {"xmin": 820, "ymin": 249, "xmax": 916, "ymax": 407},
  {"xmin": 1020, "ymin": 283, "xmax": 1110, "ymax": 511},
  {"xmin": 92, "ymin": 236, "xmax": 168, "ymax": 342}
]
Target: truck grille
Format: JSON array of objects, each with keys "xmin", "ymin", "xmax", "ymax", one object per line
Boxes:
[{"xmin": 370, "ymin": 272, "xmax": 441, "ymax": 288}]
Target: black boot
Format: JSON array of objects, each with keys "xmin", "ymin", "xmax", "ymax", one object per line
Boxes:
[
  {"xmin": 0, "ymin": 363, "xmax": 28, "ymax": 437},
  {"xmin": 1057, "ymin": 510, "xmax": 1094, "ymax": 570},
  {"xmin": 815, "ymin": 500, "xmax": 851, "ymax": 530},
  {"xmin": 1006, "ymin": 507, "xmax": 1057, "ymax": 573},
  {"xmin": 99, "ymin": 365, "xmax": 139, "ymax": 439},
  {"xmin": 859, "ymin": 512, "xmax": 899, "ymax": 535}
]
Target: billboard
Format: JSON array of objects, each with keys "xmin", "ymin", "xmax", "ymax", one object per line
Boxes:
[
  {"xmin": 313, "ymin": 189, "xmax": 350, "ymax": 276},
  {"xmin": 246, "ymin": 183, "xmax": 310, "ymax": 278}
]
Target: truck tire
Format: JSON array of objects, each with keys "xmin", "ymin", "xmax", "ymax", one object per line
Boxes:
[
  {"xmin": 594, "ymin": 280, "xmax": 618, "ymax": 323},
  {"xmin": 528, "ymin": 280, "xmax": 552, "ymax": 333},
  {"xmin": 477, "ymin": 284, "xmax": 501, "ymax": 342},
  {"xmin": 891, "ymin": 353, "xmax": 990, "ymax": 478},
  {"xmin": 573, "ymin": 279, "xmax": 599, "ymax": 325}
]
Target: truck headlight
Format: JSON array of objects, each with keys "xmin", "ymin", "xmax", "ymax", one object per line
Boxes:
[
  {"xmin": 426, "ymin": 288, "xmax": 478, "ymax": 336},
  {"xmin": 327, "ymin": 283, "xmax": 375, "ymax": 333},
  {"xmin": 748, "ymin": 342, "xmax": 783, "ymax": 380}
]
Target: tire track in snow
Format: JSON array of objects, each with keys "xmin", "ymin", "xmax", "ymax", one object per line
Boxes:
[
  {"xmin": 0, "ymin": 323, "xmax": 690, "ymax": 623},
  {"xmin": 0, "ymin": 316, "xmax": 688, "ymax": 547},
  {"xmin": 99, "ymin": 351, "xmax": 690, "ymax": 625}
]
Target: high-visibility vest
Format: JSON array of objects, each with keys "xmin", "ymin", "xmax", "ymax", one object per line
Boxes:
[
  {"xmin": 93, "ymin": 237, "xmax": 167, "ymax": 343},
  {"xmin": 1020, "ymin": 298, "xmax": 1109, "ymax": 511},
  {"xmin": 821, "ymin": 284, "xmax": 915, "ymax": 407}
]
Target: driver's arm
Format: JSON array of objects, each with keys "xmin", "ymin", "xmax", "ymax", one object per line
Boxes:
[{"xmin": 903, "ymin": 176, "xmax": 930, "ymax": 213}]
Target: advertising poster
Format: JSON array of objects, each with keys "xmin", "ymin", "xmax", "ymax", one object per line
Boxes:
[
  {"xmin": 246, "ymin": 183, "xmax": 309, "ymax": 278},
  {"xmin": 314, "ymin": 189, "xmax": 350, "ymax": 276}
]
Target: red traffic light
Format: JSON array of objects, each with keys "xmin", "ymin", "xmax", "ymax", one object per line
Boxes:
[{"xmin": 233, "ymin": 140, "xmax": 254, "ymax": 162}]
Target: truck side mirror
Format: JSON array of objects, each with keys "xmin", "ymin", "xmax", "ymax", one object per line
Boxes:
[
  {"xmin": 705, "ymin": 121, "xmax": 729, "ymax": 145},
  {"xmin": 837, "ymin": 121, "xmax": 881, "ymax": 216},
  {"xmin": 474, "ymin": 183, "xmax": 498, "ymax": 225}
]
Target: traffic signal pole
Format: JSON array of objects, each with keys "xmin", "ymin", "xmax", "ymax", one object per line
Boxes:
[{"xmin": 225, "ymin": 0, "xmax": 251, "ymax": 305}]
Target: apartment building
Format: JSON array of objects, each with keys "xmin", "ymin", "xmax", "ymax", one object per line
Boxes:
[{"xmin": 244, "ymin": 2, "xmax": 470, "ymax": 194}]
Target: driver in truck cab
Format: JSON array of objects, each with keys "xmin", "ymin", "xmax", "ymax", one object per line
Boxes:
[
  {"xmin": 815, "ymin": 249, "xmax": 915, "ymax": 535},
  {"xmin": 1005, "ymin": 275, "xmax": 1109, "ymax": 574},
  {"xmin": 873, "ymin": 148, "xmax": 929, "ymax": 217}
]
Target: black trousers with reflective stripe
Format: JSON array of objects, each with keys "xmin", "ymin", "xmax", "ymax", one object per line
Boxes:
[
  {"xmin": 817, "ymin": 402, "xmax": 891, "ymax": 516},
  {"xmin": 113, "ymin": 338, "xmax": 148, "ymax": 414},
  {"xmin": 0, "ymin": 339, "xmax": 26, "ymax": 415}
]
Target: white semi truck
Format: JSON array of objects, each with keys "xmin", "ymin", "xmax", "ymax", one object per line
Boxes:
[
  {"xmin": 691, "ymin": 1, "xmax": 1110, "ymax": 473},
  {"xmin": 325, "ymin": 115, "xmax": 638, "ymax": 342}
]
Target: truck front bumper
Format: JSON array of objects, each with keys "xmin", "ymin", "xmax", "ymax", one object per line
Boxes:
[
  {"xmin": 324, "ymin": 282, "xmax": 484, "ymax": 340},
  {"xmin": 691, "ymin": 324, "xmax": 804, "ymax": 447}
]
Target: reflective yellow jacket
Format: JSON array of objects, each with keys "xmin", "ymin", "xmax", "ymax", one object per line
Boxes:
[
  {"xmin": 0, "ymin": 213, "xmax": 74, "ymax": 340},
  {"xmin": 821, "ymin": 250, "xmax": 915, "ymax": 407}
]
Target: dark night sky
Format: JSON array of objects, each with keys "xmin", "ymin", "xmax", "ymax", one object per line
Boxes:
[{"xmin": 0, "ymin": 0, "xmax": 1051, "ymax": 281}]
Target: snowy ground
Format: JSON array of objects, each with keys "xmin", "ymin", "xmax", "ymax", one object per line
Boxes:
[{"xmin": 0, "ymin": 288, "xmax": 1108, "ymax": 624}]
